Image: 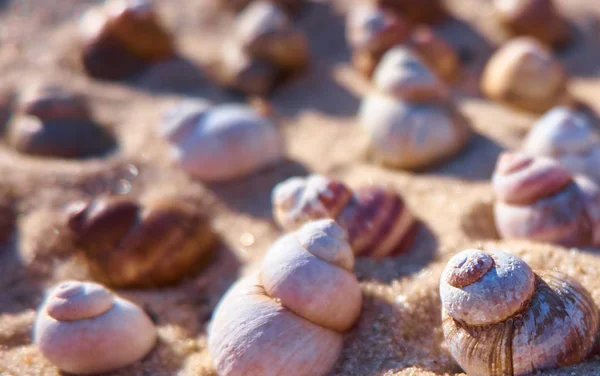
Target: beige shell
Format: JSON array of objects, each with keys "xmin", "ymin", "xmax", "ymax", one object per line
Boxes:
[
  {"xmin": 208, "ymin": 219, "xmax": 362, "ymax": 376},
  {"xmin": 492, "ymin": 151, "xmax": 596, "ymax": 246},
  {"xmin": 441, "ymin": 249, "xmax": 599, "ymax": 376},
  {"xmin": 522, "ymin": 105, "xmax": 600, "ymax": 183},
  {"xmin": 346, "ymin": 3, "xmax": 410, "ymax": 77},
  {"xmin": 34, "ymin": 280, "xmax": 156, "ymax": 374},
  {"xmin": 272, "ymin": 174, "xmax": 417, "ymax": 258},
  {"xmin": 493, "ymin": 0, "xmax": 571, "ymax": 47},
  {"xmin": 66, "ymin": 195, "xmax": 217, "ymax": 287},
  {"xmin": 481, "ymin": 37, "xmax": 568, "ymax": 113},
  {"xmin": 161, "ymin": 101, "xmax": 284, "ymax": 181}
]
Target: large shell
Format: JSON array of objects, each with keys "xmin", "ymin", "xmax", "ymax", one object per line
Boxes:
[
  {"xmin": 208, "ymin": 219, "xmax": 362, "ymax": 376},
  {"xmin": 360, "ymin": 93, "xmax": 471, "ymax": 169},
  {"xmin": 272, "ymin": 174, "xmax": 417, "ymax": 258},
  {"xmin": 441, "ymin": 249, "xmax": 599, "ymax": 376},
  {"xmin": 162, "ymin": 101, "xmax": 284, "ymax": 182},
  {"xmin": 34, "ymin": 280, "xmax": 156, "ymax": 374},
  {"xmin": 66, "ymin": 195, "xmax": 217, "ymax": 287},
  {"xmin": 492, "ymin": 152, "xmax": 593, "ymax": 246},
  {"xmin": 522, "ymin": 105, "xmax": 600, "ymax": 183},
  {"xmin": 79, "ymin": 0, "xmax": 174, "ymax": 80},
  {"xmin": 481, "ymin": 37, "xmax": 567, "ymax": 113},
  {"xmin": 493, "ymin": 0, "xmax": 571, "ymax": 47}
]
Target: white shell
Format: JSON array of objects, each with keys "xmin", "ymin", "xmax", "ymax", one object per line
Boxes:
[
  {"xmin": 34, "ymin": 281, "xmax": 156, "ymax": 375},
  {"xmin": 162, "ymin": 102, "xmax": 284, "ymax": 182}
]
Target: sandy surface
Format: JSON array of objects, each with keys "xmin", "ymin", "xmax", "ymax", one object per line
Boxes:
[{"xmin": 1, "ymin": 0, "xmax": 600, "ymax": 375}]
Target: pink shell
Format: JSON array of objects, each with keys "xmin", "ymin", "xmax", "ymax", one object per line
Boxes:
[{"xmin": 272, "ymin": 174, "xmax": 417, "ymax": 258}]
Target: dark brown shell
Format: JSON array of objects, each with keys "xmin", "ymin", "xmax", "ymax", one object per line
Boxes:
[
  {"xmin": 67, "ymin": 196, "xmax": 217, "ymax": 288},
  {"xmin": 373, "ymin": 0, "xmax": 447, "ymax": 24},
  {"xmin": 442, "ymin": 271, "xmax": 599, "ymax": 376}
]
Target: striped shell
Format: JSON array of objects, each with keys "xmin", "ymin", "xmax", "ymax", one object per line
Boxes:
[
  {"xmin": 481, "ymin": 37, "xmax": 567, "ymax": 113},
  {"xmin": 208, "ymin": 219, "xmax": 362, "ymax": 376},
  {"xmin": 522, "ymin": 105, "xmax": 600, "ymax": 183},
  {"xmin": 441, "ymin": 249, "xmax": 599, "ymax": 376},
  {"xmin": 492, "ymin": 152, "xmax": 595, "ymax": 246},
  {"xmin": 272, "ymin": 174, "xmax": 416, "ymax": 258},
  {"xmin": 34, "ymin": 281, "xmax": 156, "ymax": 374}
]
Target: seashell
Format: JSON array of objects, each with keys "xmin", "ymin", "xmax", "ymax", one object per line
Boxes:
[
  {"xmin": 441, "ymin": 249, "xmax": 599, "ymax": 376},
  {"xmin": 492, "ymin": 151, "xmax": 595, "ymax": 246},
  {"xmin": 360, "ymin": 93, "xmax": 471, "ymax": 169},
  {"xmin": 522, "ymin": 105, "xmax": 600, "ymax": 183},
  {"xmin": 372, "ymin": 46, "xmax": 449, "ymax": 103},
  {"xmin": 220, "ymin": 1, "xmax": 308, "ymax": 95},
  {"xmin": 222, "ymin": 0, "xmax": 304, "ymax": 14},
  {"xmin": 160, "ymin": 101, "xmax": 284, "ymax": 182},
  {"xmin": 80, "ymin": 0, "xmax": 175, "ymax": 80},
  {"xmin": 493, "ymin": 0, "xmax": 571, "ymax": 47},
  {"xmin": 208, "ymin": 219, "xmax": 362, "ymax": 376},
  {"xmin": 346, "ymin": 3, "xmax": 410, "ymax": 77},
  {"xmin": 272, "ymin": 174, "xmax": 417, "ymax": 258},
  {"xmin": 374, "ymin": 0, "xmax": 447, "ymax": 24},
  {"xmin": 6, "ymin": 115, "xmax": 117, "ymax": 159},
  {"xmin": 17, "ymin": 83, "xmax": 90, "ymax": 121},
  {"xmin": 481, "ymin": 37, "xmax": 568, "ymax": 113},
  {"xmin": 407, "ymin": 27, "xmax": 460, "ymax": 83},
  {"xmin": 66, "ymin": 195, "xmax": 217, "ymax": 287},
  {"xmin": 34, "ymin": 280, "xmax": 156, "ymax": 374}
]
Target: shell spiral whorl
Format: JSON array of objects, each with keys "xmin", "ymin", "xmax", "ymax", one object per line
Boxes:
[
  {"xmin": 34, "ymin": 280, "xmax": 157, "ymax": 374},
  {"xmin": 492, "ymin": 151, "xmax": 597, "ymax": 246},
  {"xmin": 441, "ymin": 249, "xmax": 599, "ymax": 376},
  {"xmin": 208, "ymin": 219, "xmax": 362, "ymax": 376},
  {"xmin": 272, "ymin": 174, "xmax": 417, "ymax": 258}
]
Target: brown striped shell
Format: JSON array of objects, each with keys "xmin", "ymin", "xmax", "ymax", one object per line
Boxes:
[
  {"xmin": 272, "ymin": 174, "xmax": 417, "ymax": 258},
  {"xmin": 441, "ymin": 249, "xmax": 599, "ymax": 376},
  {"xmin": 66, "ymin": 195, "xmax": 217, "ymax": 287},
  {"xmin": 208, "ymin": 219, "xmax": 362, "ymax": 376},
  {"xmin": 492, "ymin": 152, "xmax": 597, "ymax": 246}
]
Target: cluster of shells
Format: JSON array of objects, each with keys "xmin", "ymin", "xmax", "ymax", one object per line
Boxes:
[{"xmin": 1, "ymin": 0, "xmax": 600, "ymax": 375}]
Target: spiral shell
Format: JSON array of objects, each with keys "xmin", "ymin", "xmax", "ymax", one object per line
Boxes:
[
  {"xmin": 34, "ymin": 280, "xmax": 156, "ymax": 374},
  {"xmin": 493, "ymin": 0, "xmax": 571, "ymax": 47},
  {"xmin": 441, "ymin": 249, "xmax": 599, "ymax": 376},
  {"xmin": 160, "ymin": 100, "xmax": 284, "ymax": 182},
  {"xmin": 80, "ymin": 0, "xmax": 175, "ymax": 80},
  {"xmin": 66, "ymin": 195, "xmax": 217, "ymax": 287},
  {"xmin": 272, "ymin": 174, "xmax": 417, "ymax": 258},
  {"xmin": 346, "ymin": 3, "xmax": 410, "ymax": 77},
  {"xmin": 208, "ymin": 219, "xmax": 362, "ymax": 376},
  {"xmin": 481, "ymin": 37, "xmax": 568, "ymax": 113},
  {"xmin": 522, "ymin": 105, "xmax": 600, "ymax": 183},
  {"xmin": 492, "ymin": 151, "xmax": 597, "ymax": 246}
]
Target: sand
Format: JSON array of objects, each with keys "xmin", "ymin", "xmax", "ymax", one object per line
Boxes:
[{"xmin": 1, "ymin": 0, "xmax": 600, "ymax": 375}]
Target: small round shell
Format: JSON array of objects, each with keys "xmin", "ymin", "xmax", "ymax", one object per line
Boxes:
[
  {"xmin": 493, "ymin": 0, "xmax": 571, "ymax": 47},
  {"xmin": 34, "ymin": 281, "xmax": 156, "ymax": 374},
  {"xmin": 360, "ymin": 93, "xmax": 471, "ymax": 169},
  {"xmin": 272, "ymin": 174, "xmax": 417, "ymax": 258},
  {"xmin": 481, "ymin": 37, "xmax": 568, "ymax": 113},
  {"xmin": 441, "ymin": 249, "xmax": 599, "ymax": 376},
  {"xmin": 163, "ymin": 102, "xmax": 284, "ymax": 182},
  {"xmin": 208, "ymin": 219, "xmax": 362, "ymax": 376}
]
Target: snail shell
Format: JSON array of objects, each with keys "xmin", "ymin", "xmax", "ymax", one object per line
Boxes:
[
  {"xmin": 80, "ymin": 0, "xmax": 174, "ymax": 80},
  {"xmin": 272, "ymin": 174, "xmax": 417, "ymax": 258},
  {"xmin": 441, "ymin": 249, "xmax": 599, "ymax": 376},
  {"xmin": 522, "ymin": 105, "xmax": 600, "ymax": 183},
  {"xmin": 66, "ymin": 195, "xmax": 217, "ymax": 288},
  {"xmin": 208, "ymin": 219, "xmax": 362, "ymax": 376},
  {"xmin": 407, "ymin": 27, "xmax": 459, "ymax": 83},
  {"xmin": 161, "ymin": 101, "xmax": 284, "ymax": 182},
  {"xmin": 346, "ymin": 3, "xmax": 410, "ymax": 77},
  {"xmin": 481, "ymin": 37, "xmax": 568, "ymax": 113},
  {"xmin": 493, "ymin": 0, "xmax": 571, "ymax": 47},
  {"xmin": 374, "ymin": 0, "xmax": 447, "ymax": 24},
  {"xmin": 492, "ymin": 152, "xmax": 596, "ymax": 246},
  {"xmin": 34, "ymin": 280, "xmax": 156, "ymax": 374}
]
